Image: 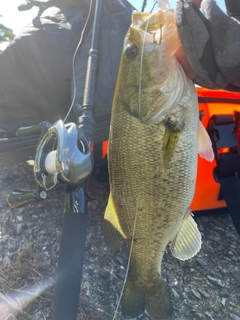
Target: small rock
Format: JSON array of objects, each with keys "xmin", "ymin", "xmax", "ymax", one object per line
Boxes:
[
  {"xmin": 182, "ymin": 292, "xmax": 188, "ymax": 300},
  {"xmin": 215, "ymin": 272, "xmax": 223, "ymax": 280},
  {"xmin": 98, "ymin": 278, "xmax": 109, "ymax": 292},
  {"xmin": 229, "ymin": 301, "xmax": 237, "ymax": 308},
  {"xmin": 16, "ymin": 215, "xmax": 23, "ymax": 222},
  {"xmin": 197, "ymin": 287, "xmax": 210, "ymax": 299},
  {"xmin": 136, "ymin": 314, "xmax": 149, "ymax": 320},
  {"xmin": 99, "ymin": 268, "xmax": 110, "ymax": 279},
  {"xmin": 219, "ymin": 289, "xmax": 230, "ymax": 298},
  {"xmin": 46, "ymin": 259, "xmax": 52, "ymax": 266},
  {"xmin": 3, "ymin": 256, "xmax": 10, "ymax": 265},
  {"xmin": 236, "ymin": 294, "xmax": 240, "ymax": 303},
  {"xmin": 221, "ymin": 298, "xmax": 226, "ymax": 307},
  {"xmin": 0, "ymin": 244, "xmax": 4, "ymax": 252},
  {"xmin": 190, "ymin": 312, "xmax": 205, "ymax": 319},
  {"xmin": 87, "ymin": 268, "xmax": 94, "ymax": 276},
  {"xmin": 116, "ymin": 267, "xmax": 125, "ymax": 281},
  {"xmin": 172, "ymin": 288, "xmax": 180, "ymax": 299},
  {"xmin": 195, "ymin": 257, "xmax": 207, "ymax": 266},
  {"xmin": 230, "ymin": 266, "xmax": 236, "ymax": 277},
  {"xmin": 191, "ymin": 288, "xmax": 201, "ymax": 299},
  {"xmin": 0, "ymin": 171, "xmax": 8, "ymax": 179},
  {"xmin": 229, "ymin": 313, "xmax": 240, "ymax": 320},
  {"xmin": 214, "ymin": 227, "xmax": 225, "ymax": 232},
  {"xmin": 32, "ymin": 311, "xmax": 46, "ymax": 320},
  {"xmin": 27, "ymin": 222, "xmax": 35, "ymax": 228},
  {"xmin": 8, "ymin": 242, "xmax": 19, "ymax": 253},
  {"xmin": 207, "ymin": 276, "xmax": 223, "ymax": 287},
  {"xmin": 205, "ymin": 311, "xmax": 214, "ymax": 320},
  {"xmin": 15, "ymin": 223, "xmax": 27, "ymax": 235},
  {"xmin": 115, "ymin": 255, "xmax": 124, "ymax": 265},
  {"xmin": 17, "ymin": 207, "xmax": 26, "ymax": 215}
]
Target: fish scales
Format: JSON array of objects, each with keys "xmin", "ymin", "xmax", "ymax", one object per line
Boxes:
[
  {"xmin": 109, "ymin": 84, "xmax": 198, "ymax": 272},
  {"xmin": 104, "ymin": 8, "xmax": 213, "ymax": 320}
]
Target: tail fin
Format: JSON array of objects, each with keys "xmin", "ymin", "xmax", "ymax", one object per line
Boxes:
[
  {"xmin": 122, "ymin": 280, "xmax": 145, "ymax": 318},
  {"xmin": 145, "ymin": 280, "xmax": 173, "ymax": 320},
  {"xmin": 122, "ymin": 275, "xmax": 172, "ymax": 320}
]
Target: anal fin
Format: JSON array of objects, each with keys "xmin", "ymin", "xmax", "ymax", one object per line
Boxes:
[
  {"xmin": 103, "ymin": 192, "xmax": 126, "ymax": 255},
  {"xmin": 170, "ymin": 210, "xmax": 202, "ymax": 260}
]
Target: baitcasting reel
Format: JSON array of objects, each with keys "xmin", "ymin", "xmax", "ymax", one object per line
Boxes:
[
  {"xmin": 8, "ymin": 120, "xmax": 93, "ymax": 208},
  {"xmin": 34, "ymin": 120, "xmax": 93, "ymax": 189}
]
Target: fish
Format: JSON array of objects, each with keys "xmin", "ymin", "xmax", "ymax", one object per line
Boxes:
[{"xmin": 103, "ymin": 7, "xmax": 214, "ymax": 320}]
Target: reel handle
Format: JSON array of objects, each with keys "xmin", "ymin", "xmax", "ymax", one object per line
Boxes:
[
  {"xmin": 16, "ymin": 122, "xmax": 51, "ymax": 137},
  {"xmin": 18, "ymin": 1, "xmax": 33, "ymax": 11},
  {"xmin": 7, "ymin": 188, "xmax": 47, "ymax": 208}
]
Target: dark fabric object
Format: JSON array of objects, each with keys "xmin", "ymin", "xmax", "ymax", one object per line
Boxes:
[
  {"xmin": 72, "ymin": 0, "xmax": 133, "ymax": 122},
  {"xmin": 218, "ymin": 176, "xmax": 240, "ymax": 235},
  {"xmin": 224, "ymin": 0, "xmax": 240, "ymax": 20},
  {"xmin": 175, "ymin": 0, "xmax": 229, "ymax": 90},
  {"xmin": 202, "ymin": 0, "xmax": 240, "ymax": 87},
  {"xmin": 0, "ymin": 0, "xmax": 133, "ymax": 132}
]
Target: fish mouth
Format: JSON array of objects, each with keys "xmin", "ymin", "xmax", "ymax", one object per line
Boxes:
[
  {"xmin": 138, "ymin": 30, "xmax": 159, "ymax": 48},
  {"xmin": 126, "ymin": 27, "xmax": 158, "ymax": 51},
  {"xmin": 132, "ymin": 9, "xmax": 165, "ymax": 32},
  {"xmin": 128, "ymin": 10, "xmax": 166, "ymax": 49}
]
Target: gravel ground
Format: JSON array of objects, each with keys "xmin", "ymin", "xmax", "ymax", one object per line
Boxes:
[{"xmin": 0, "ymin": 162, "xmax": 240, "ymax": 320}]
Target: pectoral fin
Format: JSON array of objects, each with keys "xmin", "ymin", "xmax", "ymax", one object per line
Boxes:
[
  {"xmin": 198, "ymin": 120, "xmax": 214, "ymax": 162},
  {"xmin": 163, "ymin": 116, "xmax": 185, "ymax": 169},
  {"xmin": 170, "ymin": 210, "xmax": 201, "ymax": 260},
  {"xmin": 162, "ymin": 128, "xmax": 181, "ymax": 169},
  {"xmin": 103, "ymin": 192, "xmax": 126, "ymax": 255}
]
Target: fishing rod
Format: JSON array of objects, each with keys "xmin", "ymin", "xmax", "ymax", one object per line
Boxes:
[
  {"xmin": 52, "ymin": 0, "xmax": 102, "ymax": 319},
  {"xmin": 8, "ymin": 0, "xmax": 103, "ymax": 319},
  {"xmin": 141, "ymin": 0, "xmax": 147, "ymax": 11},
  {"xmin": 141, "ymin": 0, "xmax": 159, "ymax": 12},
  {"xmin": 150, "ymin": 0, "xmax": 159, "ymax": 12}
]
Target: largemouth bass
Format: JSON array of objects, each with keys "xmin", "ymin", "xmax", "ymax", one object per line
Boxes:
[{"xmin": 103, "ymin": 7, "xmax": 214, "ymax": 320}]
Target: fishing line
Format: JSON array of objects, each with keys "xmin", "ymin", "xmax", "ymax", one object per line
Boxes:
[
  {"xmin": 159, "ymin": 23, "xmax": 163, "ymax": 44},
  {"xmin": 112, "ymin": 203, "xmax": 139, "ymax": 320},
  {"xmin": 63, "ymin": 0, "xmax": 94, "ymax": 123},
  {"xmin": 138, "ymin": 15, "xmax": 151, "ymax": 114}
]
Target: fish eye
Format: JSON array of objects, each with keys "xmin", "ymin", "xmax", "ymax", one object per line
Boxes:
[{"xmin": 125, "ymin": 43, "xmax": 138, "ymax": 60}]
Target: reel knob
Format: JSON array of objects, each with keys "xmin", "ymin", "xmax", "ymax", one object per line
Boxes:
[
  {"xmin": 7, "ymin": 189, "xmax": 47, "ymax": 208},
  {"xmin": 18, "ymin": 1, "xmax": 33, "ymax": 11}
]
